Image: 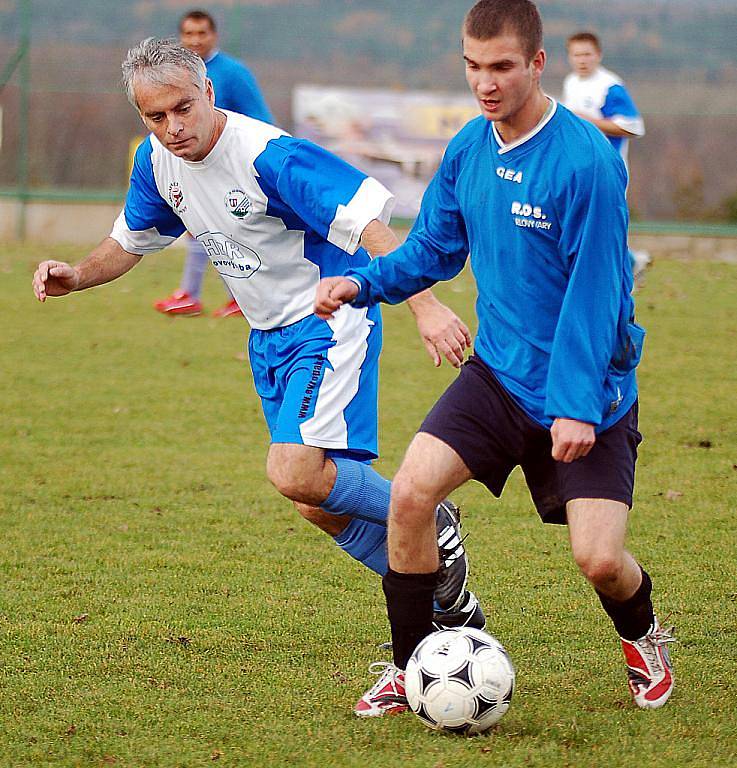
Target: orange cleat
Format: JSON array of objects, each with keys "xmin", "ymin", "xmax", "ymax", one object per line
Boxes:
[
  {"xmin": 153, "ymin": 290, "xmax": 203, "ymax": 316},
  {"xmin": 212, "ymin": 299, "xmax": 243, "ymax": 318}
]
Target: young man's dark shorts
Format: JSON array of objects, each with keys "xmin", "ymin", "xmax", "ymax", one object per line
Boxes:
[{"xmin": 419, "ymin": 355, "xmax": 642, "ymax": 525}]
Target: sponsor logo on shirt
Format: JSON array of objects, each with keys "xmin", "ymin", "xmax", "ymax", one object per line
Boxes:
[
  {"xmin": 510, "ymin": 201, "xmax": 552, "ymax": 230},
  {"xmin": 496, "ymin": 166, "xmax": 523, "ymax": 183},
  {"xmin": 224, "ymin": 188, "xmax": 252, "ymax": 219},
  {"xmin": 198, "ymin": 231, "xmax": 262, "ymax": 279},
  {"xmin": 168, "ymin": 182, "xmax": 187, "ymax": 213}
]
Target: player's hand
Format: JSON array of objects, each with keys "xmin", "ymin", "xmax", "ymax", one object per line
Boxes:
[
  {"xmin": 413, "ymin": 300, "xmax": 472, "ymax": 368},
  {"xmin": 314, "ymin": 277, "xmax": 359, "ymax": 320},
  {"xmin": 32, "ymin": 260, "xmax": 80, "ymax": 302},
  {"xmin": 551, "ymin": 418, "xmax": 596, "ymax": 463}
]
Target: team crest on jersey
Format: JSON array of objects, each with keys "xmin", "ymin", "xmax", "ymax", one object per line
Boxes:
[
  {"xmin": 224, "ymin": 188, "xmax": 252, "ymax": 219},
  {"xmin": 168, "ymin": 182, "xmax": 187, "ymax": 213}
]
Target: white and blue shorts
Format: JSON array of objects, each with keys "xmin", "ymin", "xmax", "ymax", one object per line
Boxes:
[{"xmin": 249, "ymin": 304, "xmax": 382, "ymax": 461}]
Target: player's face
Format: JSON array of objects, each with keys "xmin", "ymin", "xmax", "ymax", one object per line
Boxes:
[
  {"xmin": 135, "ymin": 72, "xmax": 219, "ymax": 162},
  {"xmin": 567, "ymin": 41, "xmax": 602, "ymax": 77},
  {"xmin": 179, "ymin": 18, "xmax": 218, "ymax": 60},
  {"xmin": 463, "ymin": 34, "xmax": 545, "ymax": 125}
]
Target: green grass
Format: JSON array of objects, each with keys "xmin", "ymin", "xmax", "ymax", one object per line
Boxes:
[{"xmin": 1, "ymin": 244, "xmax": 736, "ymax": 767}]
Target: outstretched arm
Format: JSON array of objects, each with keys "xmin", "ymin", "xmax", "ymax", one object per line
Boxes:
[
  {"xmin": 32, "ymin": 237, "xmax": 142, "ymax": 302},
  {"xmin": 330, "ymin": 220, "xmax": 471, "ymax": 368}
]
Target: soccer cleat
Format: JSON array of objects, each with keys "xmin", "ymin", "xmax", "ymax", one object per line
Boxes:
[
  {"xmin": 433, "ymin": 590, "xmax": 486, "ymax": 631},
  {"xmin": 621, "ymin": 616, "xmax": 676, "ymax": 709},
  {"xmin": 354, "ymin": 662, "xmax": 408, "ymax": 717},
  {"xmin": 434, "ymin": 499, "xmax": 468, "ymax": 612},
  {"xmin": 212, "ymin": 299, "xmax": 243, "ymax": 318},
  {"xmin": 153, "ymin": 290, "xmax": 203, "ymax": 316}
]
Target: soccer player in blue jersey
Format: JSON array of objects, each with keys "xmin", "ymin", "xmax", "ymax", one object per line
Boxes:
[
  {"xmin": 316, "ymin": 0, "xmax": 674, "ymax": 715},
  {"xmin": 31, "ymin": 38, "xmax": 485, "ymax": 693},
  {"xmin": 154, "ymin": 9, "xmax": 274, "ymax": 318}
]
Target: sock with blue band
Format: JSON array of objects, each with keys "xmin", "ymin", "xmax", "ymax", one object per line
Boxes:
[
  {"xmin": 321, "ymin": 457, "xmax": 391, "ymax": 526},
  {"xmin": 333, "ymin": 517, "xmax": 388, "ymax": 576}
]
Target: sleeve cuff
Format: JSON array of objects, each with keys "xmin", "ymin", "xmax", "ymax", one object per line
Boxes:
[
  {"xmin": 327, "ymin": 177, "xmax": 396, "ymax": 255},
  {"xmin": 344, "ymin": 272, "xmax": 371, "ymax": 307}
]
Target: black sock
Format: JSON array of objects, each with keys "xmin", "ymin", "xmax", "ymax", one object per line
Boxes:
[
  {"xmin": 597, "ymin": 567, "xmax": 655, "ymax": 641},
  {"xmin": 382, "ymin": 568, "xmax": 437, "ymax": 670}
]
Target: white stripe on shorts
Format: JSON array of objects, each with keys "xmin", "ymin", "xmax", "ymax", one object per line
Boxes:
[{"xmin": 298, "ymin": 304, "xmax": 372, "ymax": 449}]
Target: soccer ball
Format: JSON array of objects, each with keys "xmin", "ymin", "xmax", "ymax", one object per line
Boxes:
[{"xmin": 404, "ymin": 627, "xmax": 515, "ymax": 735}]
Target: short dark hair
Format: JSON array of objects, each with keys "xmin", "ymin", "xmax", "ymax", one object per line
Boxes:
[
  {"xmin": 179, "ymin": 9, "xmax": 217, "ymax": 32},
  {"xmin": 566, "ymin": 32, "xmax": 601, "ymax": 51},
  {"xmin": 463, "ymin": 0, "xmax": 543, "ymax": 62}
]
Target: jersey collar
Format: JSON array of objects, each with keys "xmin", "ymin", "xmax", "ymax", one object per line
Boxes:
[{"xmin": 492, "ymin": 97, "xmax": 557, "ymax": 155}]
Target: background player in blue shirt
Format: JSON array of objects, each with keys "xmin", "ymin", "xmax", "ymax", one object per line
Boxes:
[
  {"xmin": 317, "ymin": 0, "xmax": 674, "ymax": 716},
  {"xmin": 31, "ymin": 38, "xmax": 485, "ymax": 696},
  {"xmin": 153, "ymin": 9, "xmax": 274, "ymax": 318}
]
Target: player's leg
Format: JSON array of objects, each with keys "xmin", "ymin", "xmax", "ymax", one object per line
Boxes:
[
  {"xmin": 566, "ymin": 499, "xmax": 674, "ymax": 709},
  {"xmin": 255, "ymin": 308, "xmax": 473, "ymax": 617},
  {"xmin": 356, "ymin": 356, "xmax": 520, "ymax": 717},
  {"xmin": 384, "ymin": 432, "xmax": 473, "ymax": 664},
  {"xmin": 267, "ymin": 442, "xmax": 475, "ymax": 615},
  {"xmin": 557, "ymin": 402, "xmax": 674, "ymax": 709},
  {"xmin": 355, "ymin": 431, "xmax": 473, "ymax": 718},
  {"xmin": 294, "ymin": 503, "xmax": 389, "ymax": 576},
  {"xmin": 180, "ymin": 234, "xmax": 208, "ymax": 299}
]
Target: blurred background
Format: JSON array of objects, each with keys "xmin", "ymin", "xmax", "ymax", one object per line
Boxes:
[{"xmin": 1, "ymin": 0, "xmax": 737, "ymax": 240}]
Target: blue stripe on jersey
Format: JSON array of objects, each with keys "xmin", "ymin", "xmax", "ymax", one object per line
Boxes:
[
  {"xmin": 253, "ymin": 135, "xmax": 374, "ymax": 274},
  {"xmin": 124, "ymin": 137, "xmax": 186, "ymax": 239},
  {"xmin": 602, "ymin": 84, "xmax": 641, "ymax": 120}
]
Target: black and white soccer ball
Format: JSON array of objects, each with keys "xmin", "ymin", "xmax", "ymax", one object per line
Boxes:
[{"xmin": 404, "ymin": 627, "xmax": 515, "ymax": 735}]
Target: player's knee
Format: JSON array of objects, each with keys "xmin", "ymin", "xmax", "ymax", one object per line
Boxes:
[
  {"xmin": 574, "ymin": 550, "xmax": 623, "ymax": 590},
  {"xmin": 266, "ymin": 456, "xmax": 321, "ymax": 504},
  {"xmin": 390, "ymin": 473, "xmax": 437, "ymax": 529}
]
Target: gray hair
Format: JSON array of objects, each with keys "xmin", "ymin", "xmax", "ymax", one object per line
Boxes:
[{"xmin": 121, "ymin": 37, "xmax": 207, "ymax": 108}]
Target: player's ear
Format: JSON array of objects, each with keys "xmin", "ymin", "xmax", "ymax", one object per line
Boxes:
[
  {"xmin": 205, "ymin": 77, "xmax": 215, "ymax": 105},
  {"xmin": 531, "ymin": 48, "xmax": 546, "ymax": 80}
]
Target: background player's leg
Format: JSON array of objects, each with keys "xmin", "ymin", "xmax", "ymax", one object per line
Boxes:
[{"xmin": 180, "ymin": 235, "xmax": 209, "ymax": 299}]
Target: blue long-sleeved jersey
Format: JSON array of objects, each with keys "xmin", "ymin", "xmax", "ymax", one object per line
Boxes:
[
  {"xmin": 347, "ymin": 101, "xmax": 645, "ymax": 430},
  {"xmin": 206, "ymin": 50, "xmax": 273, "ymax": 124}
]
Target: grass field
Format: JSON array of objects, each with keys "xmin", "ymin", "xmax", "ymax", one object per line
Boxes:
[{"xmin": 2, "ymin": 244, "xmax": 736, "ymax": 767}]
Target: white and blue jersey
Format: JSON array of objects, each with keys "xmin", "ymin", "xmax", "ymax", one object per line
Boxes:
[
  {"xmin": 205, "ymin": 50, "xmax": 273, "ymax": 123},
  {"xmin": 562, "ymin": 66, "xmax": 644, "ymax": 168},
  {"xmin": 346, "ymin": 100, "xmax": 645, "ymax": 432},
  {"xmin": 111, "ymin": 111, "xmax": 393, "ymax": 455}
]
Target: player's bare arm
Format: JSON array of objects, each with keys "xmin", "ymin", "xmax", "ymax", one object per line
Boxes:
[
  {"xmin": 550, "ymin": 417, "xmax": 596, "ymax": 463},
  {"xmin": 33, "ymin": 237, "xmax": 142, "ymax": 302},
  {"xmin": 348, "ymin": 219, "xmax": 472, "ymax": 368}
]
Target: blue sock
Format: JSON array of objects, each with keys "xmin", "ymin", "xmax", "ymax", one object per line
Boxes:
[
  {"xmin": 334, "ymin": 518, "xmax": 388, "ymax": 576},
  {"xmin": 321, "ymin": 457, "xmax": 390, "ymax": 526}
]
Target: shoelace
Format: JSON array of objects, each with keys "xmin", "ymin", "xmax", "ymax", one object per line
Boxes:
[
  {"xmin": 638, "ymin": 622, "xmax": 677, "ymax": 672},
  {"xmin": 365, "ymin": 662, "xmax": 403, "ymax": 698}
]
